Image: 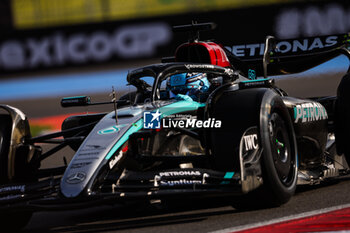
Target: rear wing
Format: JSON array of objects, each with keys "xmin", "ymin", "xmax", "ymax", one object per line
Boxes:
[{"xmin": 226, "ymin": 33, "xmax": 350, "ymax": 78}]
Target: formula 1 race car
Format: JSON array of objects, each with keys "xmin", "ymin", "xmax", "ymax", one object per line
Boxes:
[{"xmin": 1, "ymin": 22, "xmax": 350, "ymax": 230}]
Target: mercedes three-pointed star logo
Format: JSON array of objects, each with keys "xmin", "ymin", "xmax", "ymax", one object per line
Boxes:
[{"xmin": 65, "ymin": 172, "xmax": 86, "ymax": 184}]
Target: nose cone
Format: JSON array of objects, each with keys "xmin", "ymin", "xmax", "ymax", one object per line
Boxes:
[{"xmin": 60, "ymin": 108, "xmax": 144, "ymax": 198}]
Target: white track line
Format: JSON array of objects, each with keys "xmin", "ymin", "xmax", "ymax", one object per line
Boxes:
[{"xmin": 210, "ymin": 203, "xmax": 350, "ymax": 233}]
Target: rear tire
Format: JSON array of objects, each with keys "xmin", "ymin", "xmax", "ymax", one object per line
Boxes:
[{"xmin": 0, "ymin": 114, "xmax": 33, "ymax": 231}]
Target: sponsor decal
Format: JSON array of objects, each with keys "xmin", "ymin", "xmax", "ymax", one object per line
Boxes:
[
  {"xmin": 65, "ymin": 172, "xmax": 86, "ymax": 184},
  {"xmin": 98, "ymin": 124, "xmax": 126, "ymax": 135},
  {"xmin": 0, "ymin": 185, "xmax": 25, "ymax": 193},
  {"xmin": 159, "ymin": 171, "xmax": 201, "ymax": 177},
  {"xmin": 70, "ymin": 162, "xmax": 92, "ymax": 169},
  {"xmin": 240, "ymin": 79, "xmax": 270, "ymax": 88},
  {"xmin": 243, "ymin": 134, "xmax": 259, "ymax": 151},
  {"xmin": 74, "ymin": 157, "xmax": 100, "ymax": 161},
  {"xmin": 109, "ymin": 150, "xmax": 123, "ymax": 169},
  {"xmin": 160, "ymin": 179, "xmax": 202, "ymax": 186},
  {"xmin": 86, "ymin": 145, "xmax": 103, "ymax": 149},
  {"xmin": 248, "ymin": 69, "xmax": 256, "ymax": 80},
  {"xmin": 185, "ymin": 64, "xmax": 215, "ymax": 70},
  {"xmin": 144, "ymin": 110, "xmax": 161, "ymax": 129},
  {"xmin": 294, "ymin": 102, "xmax": 328, "ymax": 123},
  {"xmin": 154, "ymin": 171, "xmax": 207, "ymax": 186},
  {"xmin": 239, "ymin": 127, "xmax": 260, "ymax": 159},
  {"xmin": 82, "ymin": 145, "xmax": 105, "ymax": 151},
  {"xmin": 239, "ymin": 127, "xmax": 262, "ymax": 192},
  {"xmin": 225, "ymin": 36, "xmax": 338, "ymax": 58},
  {"xmin": 80, "ymin": 145, "xmax": 106, "ymax": 154},
  {"xmin": 78, "ymin": 152, "xmax": 99, "ymax": 156}
]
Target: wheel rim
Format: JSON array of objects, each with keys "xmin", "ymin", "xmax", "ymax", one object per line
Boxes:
[{"xmin": 268, "ymin": 112, "xmax": 295, "ymax": 186}]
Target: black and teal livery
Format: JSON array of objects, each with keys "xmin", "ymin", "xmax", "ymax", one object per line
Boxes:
[{"xmin": 0, "ymin": 22, "xmax": 350, "ymax": 230}]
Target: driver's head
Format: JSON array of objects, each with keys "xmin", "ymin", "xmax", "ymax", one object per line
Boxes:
[{"xmin": 167, "ymin": 73, "xmax": 210, "ymax": 99}]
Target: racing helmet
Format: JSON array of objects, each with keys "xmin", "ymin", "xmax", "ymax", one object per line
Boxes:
[{"xmin": 167, "ymin": 73, "xmax": 210, "ymax": 99}]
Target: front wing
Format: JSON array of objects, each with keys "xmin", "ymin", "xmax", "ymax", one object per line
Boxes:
[{"xmin": 0, "ymin": 168, "xmax": 244, "ymax": 212}]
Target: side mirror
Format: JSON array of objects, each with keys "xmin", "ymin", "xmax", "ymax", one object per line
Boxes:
[
  {"xmin": 61, "ymin": 96, "xmax": 91, "ymax": 107},
  {"xmin": 263, "ymin": 36, "xmax": 277, "ymax": 79}
]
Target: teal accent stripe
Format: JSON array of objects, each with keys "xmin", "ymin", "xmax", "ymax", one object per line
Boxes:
[
  {"xmin": 158, "ymin": 100, "xmax": 205, "ymax": 117},
  {"xmin": 62, "ymin": 96, "xmax": 87, "ymax": 99},
  {"xmin": 104, "ymin": 100, "xmax": 204, "ymax": 160},
  {"xmin": 105, "ymin": 119, "xmax": 143, "ymax": 160},
  {"xmin": 221, "ymin": 181, "xmax": 230, "ymax": 184},
  {"xmin": 241, "ymin": 78, "xmax": 269, "ymax": 83},
  {"xmin": 224, "ymin": 172, "xmax": 235, "ymax": 179}
]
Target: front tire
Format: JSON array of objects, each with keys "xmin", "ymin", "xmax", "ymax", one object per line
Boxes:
[
  {"xmin": 0, "ymin": 115, "xmax": 12, "ymax": 182},
  {"xmin": 259, "ymin": 109, "xmax": 297, "ymax": 206},
  {"xmin": 335, "ymin": 73, "xmax": 350, "ymax": 165},
  {"xmin": 232, "ymin": 92, "xmax": 297, "ymax": 209},
  {"xmin": 0, "ymin": 114, "xmax": 33, "ymax": 231}
]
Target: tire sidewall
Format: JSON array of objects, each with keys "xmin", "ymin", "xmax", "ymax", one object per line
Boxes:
[
  {"xmin": 259, "ymin": 90, "xmax": 298, "ymax": 204},
  {"xmin": 335, "ymin": 73, "xmax": 350, "ymax": 163},
  {"xmin": 0, "ymin": 114, "xmax": 33, "ymax": 229},
  {"xmin": 0, "ymin": 115, "xmax": 11, "ymax": 182}
]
